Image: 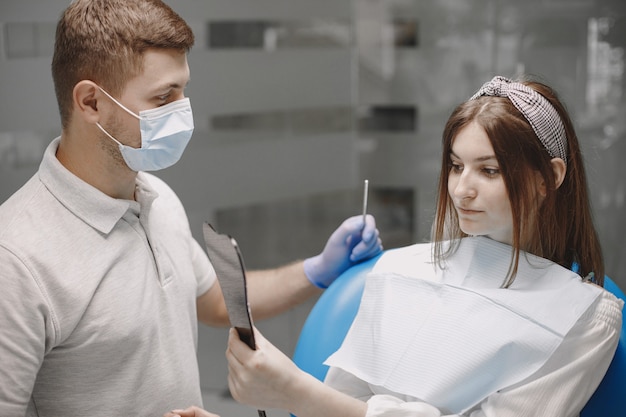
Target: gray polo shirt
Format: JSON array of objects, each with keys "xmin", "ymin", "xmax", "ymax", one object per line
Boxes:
[{"xmin": 0, "ymin": 137, "xmax": 216, "ymax": 416}]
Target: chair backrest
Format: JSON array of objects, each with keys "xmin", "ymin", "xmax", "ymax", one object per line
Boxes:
[
  {"xmin": 292, "ymin": 251, "xmax": 626, "ymax": 415},
  {"xmin": 580, "ymin": 277, "xmax": 626, "ymax": 416},
  {"xmin": 292, "ymin": 253, "xmax": 380, "ymax": 382}
]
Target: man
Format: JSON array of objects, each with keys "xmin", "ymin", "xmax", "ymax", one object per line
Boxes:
[{"xmin": 0, "ymin": 1, "xmax": 382, "ymax": 416}]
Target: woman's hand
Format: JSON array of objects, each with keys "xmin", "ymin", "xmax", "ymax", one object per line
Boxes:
[
  {"xmin": 163, "ymin": 406, "xmax": 220, "ymax": 417},
  {"xmin": 226, "ymin": 327, "xmax": 306, "ymax": 411},
  {"xmin": 226, "ymin": 326, "xmax": 368, "ymax": 417}
]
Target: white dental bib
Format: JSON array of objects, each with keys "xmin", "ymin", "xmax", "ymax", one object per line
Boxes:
[{"xmin": 325, "ymin": 236, "xmax": 601, "ymax": 413}]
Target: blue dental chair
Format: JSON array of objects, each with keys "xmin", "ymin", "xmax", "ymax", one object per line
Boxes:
[{"xmin": 292, "ymin": 252, "xmax": 626, "ymax": 416}]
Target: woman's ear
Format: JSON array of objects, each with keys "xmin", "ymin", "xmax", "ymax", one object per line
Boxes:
[
  {"xmin": 537, "ymin": 158, "xmax": 567, "ymax": 197},
  {"xmin": 551, "ymin": 158, "xmax": 566, "ymax": 190},
  {"xmin": 73, "ymin": 80, "xmax": 101, "ymax": 123}
]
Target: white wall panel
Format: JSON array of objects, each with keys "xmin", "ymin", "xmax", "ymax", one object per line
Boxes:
[
  {"xmin": 191, "ymin": 50, "xmax": 353, "ymax": 115},
  {"xmin": 157, "ymin": 131, "xmax": 357, "ymax": 211},
  {"xmin": 175, "ymin": 0, "xmax": 352, "ymax": 20}
]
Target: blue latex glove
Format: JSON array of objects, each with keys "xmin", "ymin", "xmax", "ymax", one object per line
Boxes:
[{"xmin": 303, "ymin": 214, "xmax": 383, "ymax": 288}]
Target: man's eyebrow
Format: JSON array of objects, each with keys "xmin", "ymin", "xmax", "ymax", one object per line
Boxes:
[{"xmin": 154, "ymin": 80, "xmax": 190, "ymax": 91}]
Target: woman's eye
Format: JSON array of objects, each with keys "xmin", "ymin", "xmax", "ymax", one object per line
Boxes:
[
  {"xmin": 450, "ymin": 163, "xmax": 463, "ymax": 173},
  {"xmin": 483, "ymin": 167, "xmax": 500, "ymax": 177}
]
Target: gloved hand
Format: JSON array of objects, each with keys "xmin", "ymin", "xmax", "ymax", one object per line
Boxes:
[{"xmin": 303, "ymin": 214, "xmax": 383, "ymax": 288}]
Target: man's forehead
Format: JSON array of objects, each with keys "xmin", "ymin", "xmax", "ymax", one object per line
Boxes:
[{"xmin": 125, "ymin": 50, "xmax": 190, "ymax": 93}]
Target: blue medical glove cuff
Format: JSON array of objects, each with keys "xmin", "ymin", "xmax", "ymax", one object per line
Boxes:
[{"xmin": 303, "ymin": 255, "xmax": 331, "ymax": 289}]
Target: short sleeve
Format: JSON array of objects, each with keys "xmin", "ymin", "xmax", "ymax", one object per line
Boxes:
[
  {"xmin": 0, "ymin": 246, "xmax": 54, "ymax": 415},
  {"xmin": 191, "ymin": 237, "xmax": 216, "ymax": 297}
]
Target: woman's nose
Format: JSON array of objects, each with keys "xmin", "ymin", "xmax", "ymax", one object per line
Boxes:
[{"xmin": 452, "ymin": 171, "xmax": 477, "ymax": 200}]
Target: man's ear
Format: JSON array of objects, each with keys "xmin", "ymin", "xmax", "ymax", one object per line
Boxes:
[{"xmin": 73, "ymin": 80, "xmax": 101, "ymax": 123}]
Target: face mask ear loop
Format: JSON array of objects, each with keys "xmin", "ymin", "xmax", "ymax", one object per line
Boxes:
[
  {"xmin": 97, "ymin": 86, "xmax": 141, "ymax": 120},
  {"xmin": 95, "ymin": 122, "xmax": 124, "ymax": 147}
]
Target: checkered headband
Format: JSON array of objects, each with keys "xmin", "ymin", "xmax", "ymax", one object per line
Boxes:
[{"xmin": 470, "ymin": 76, "xmax": 568, "ymax": 165}]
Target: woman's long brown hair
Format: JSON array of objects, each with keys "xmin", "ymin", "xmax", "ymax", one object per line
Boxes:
[{"xmin": 432, "ymin": 78, "xmax": 604, "ymax": 287}]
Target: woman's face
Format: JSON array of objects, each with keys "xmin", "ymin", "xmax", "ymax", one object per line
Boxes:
[{"xmin": 448, "ymin": 121, "xmax": 513, "ymax": 245}]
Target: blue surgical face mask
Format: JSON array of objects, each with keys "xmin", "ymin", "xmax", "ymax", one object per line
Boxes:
[{"xmin": 96, "ymin": 87, "xmax": 194, "ymax": 172}]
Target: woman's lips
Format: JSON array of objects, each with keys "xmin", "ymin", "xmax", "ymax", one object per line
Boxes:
[{"xmin": 457, "ymin": 207, "xmax": 482, "ymax": 215}]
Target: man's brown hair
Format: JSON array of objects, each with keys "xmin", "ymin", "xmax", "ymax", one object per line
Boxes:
[{"xmin": 52, "ymin": 0, "xmax": 195, "ymax": 128}]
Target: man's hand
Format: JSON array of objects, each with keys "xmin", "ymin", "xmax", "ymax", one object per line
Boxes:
[{"xmin": 303, "ymin": 214, "xmax": 382, "ymax": 288}]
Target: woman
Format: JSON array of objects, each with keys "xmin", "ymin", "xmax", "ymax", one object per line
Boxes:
[{"xmin": 172, "ymin": 76, "xmax": 623, "ymax": 417}]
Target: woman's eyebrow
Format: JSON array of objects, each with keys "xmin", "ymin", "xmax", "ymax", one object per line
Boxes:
[{"xmin": 450, "ymin": 150, "xmax": 497, "ymax": 162}]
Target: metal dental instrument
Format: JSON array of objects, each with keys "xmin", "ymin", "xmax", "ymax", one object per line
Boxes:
[{"xmin": 362, "ymin": 179, "xmax": 369, "ymax": 227}]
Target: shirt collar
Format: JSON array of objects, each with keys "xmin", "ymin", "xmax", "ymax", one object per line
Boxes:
[{"xmin": 38, "ymin": 137, "xmax": 158, "ymax": 235}]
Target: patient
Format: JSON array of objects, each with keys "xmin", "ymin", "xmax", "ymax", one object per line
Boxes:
[{"xmin": 172, "ymin": 76, "xmax": 624, "ymax": 417}]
